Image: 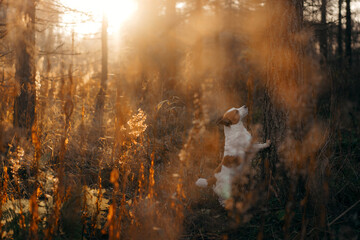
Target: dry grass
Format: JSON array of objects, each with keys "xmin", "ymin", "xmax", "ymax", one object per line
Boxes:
[{"xmin": 1, "ymin": 0, "xmax": 360, "ymax": 239}]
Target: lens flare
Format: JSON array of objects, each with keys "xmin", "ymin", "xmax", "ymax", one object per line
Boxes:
[{"xmin": 62, "ymin": 0, "xmax": 138, "ymax": 34}]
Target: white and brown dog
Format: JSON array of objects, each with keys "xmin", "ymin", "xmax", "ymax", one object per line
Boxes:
[{"xmin": 196, "ymin": 106, "xmax": 270, "ymax": 204}]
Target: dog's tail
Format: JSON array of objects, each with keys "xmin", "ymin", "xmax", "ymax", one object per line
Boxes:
[{"xmin": 195, "ymin": 178, "xmax": 208, "ymax": 188}]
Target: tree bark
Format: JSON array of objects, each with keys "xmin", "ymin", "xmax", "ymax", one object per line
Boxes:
[
  {"xmin": 337, "ymin": 0, "xmax": 343, "ymax": 63},
  {"xmin": 13, "ymin": 0, "xmax": 36, "ymax": 137},
  {"xmin": 345, "ymin": 0, "xmax": 352, "ymax": 67},
  {"xmin": 192, "ymin": 0, "xmax": 203, "ymax": 86},
  {"xmin": 263, "ymin": 0, "xmax": 304, "ymax": 175},
  {"xmin": 101, "ymin": 14, "xmax": 108, "ymax": 94},
  {"xmin": 263, "ymin": 2, "xmax": 305, "ymax": 236},
  {"xmin": 94, "ymin": 14, "xmax": 108, "ymax": 132},
  {"xmin": 320, "ymin": 0, "xmax": 327, "ymax": 61}
]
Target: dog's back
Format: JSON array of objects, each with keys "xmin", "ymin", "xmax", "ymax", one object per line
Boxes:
[{"xmin": 223, "ymin": 122, "xmax": 252, "ymax": 158}]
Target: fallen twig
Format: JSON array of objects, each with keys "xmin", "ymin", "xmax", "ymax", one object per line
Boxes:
[
  {"xmin": 328, "ymin": 199, "xmax": 360, "ymax": 226},
  {"xmin": 291, "ymin": 199, "xmax": 360, "ymax": 240}
]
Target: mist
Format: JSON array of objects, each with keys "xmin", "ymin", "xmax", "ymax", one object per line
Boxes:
[{"xmin": 0, "ymin": 0, "xmax": 359, "ymax": 239}]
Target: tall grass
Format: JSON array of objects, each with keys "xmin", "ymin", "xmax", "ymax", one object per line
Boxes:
[{"xmin": 0, "ymin": 0, "xmax": 359, "ymax": 239}]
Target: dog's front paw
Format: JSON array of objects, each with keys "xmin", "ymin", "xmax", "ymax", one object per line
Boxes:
[{"xmin": 196, "ymin": 178, "xmax": 208, "ymax": 188}]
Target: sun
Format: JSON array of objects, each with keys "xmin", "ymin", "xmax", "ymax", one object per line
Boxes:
[
  {"xmin": 103, "ymin": 0, "xmax": 138, "ymax": 31},
  {"xmin": 62, "ymin": 0, "xmax": 138, "ymax": 35}
]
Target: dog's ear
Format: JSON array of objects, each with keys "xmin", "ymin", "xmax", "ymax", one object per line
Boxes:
[
  {"xmin": 216, "ymin": 116, "xmax": 232, "ymax": 126},
  {"xmin": 218, "ymin": 109, "xmax": 240, "ymax": 126}
]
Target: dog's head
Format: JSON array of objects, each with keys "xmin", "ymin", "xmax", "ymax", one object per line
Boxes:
[{"xmin": 216, "ymin": 106, "xmax": 248, "ymax": 126}]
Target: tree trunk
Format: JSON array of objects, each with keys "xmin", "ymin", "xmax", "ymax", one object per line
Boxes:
[
  {"xmin": 320, "ymin": 0, "xmax": 327, "ymax": 61},
  {"xmin": 192, "ymin": 0, "xmax": 203, "ymax": 86},
  {"xmin": 94, "ymin": 14, "xmax": 108, "ymax": 133},
  {"xmin": 13, "ymin": 0, "xmax": 36, "ymax": 138},
  {"xmin": 337, "ymin": 0, "xmax": 343, "ymax": 63},
  {"xmin": 38, "ymin": 28, "xmax": 54, "ymax": 134},
  {"xmin": 101, "ymin": 14, "xmax": 108, "ymax": 94},
  {"xmin": 263, "ymin": 0, "xmax": 304, "ymax": 176},
  {"xmin": 263, "ymin": 1, "xmax": 304, "ymax": 236},
  {"xmin": 345, "ymin": 0, "xmax": 352, "ymax": 67}
]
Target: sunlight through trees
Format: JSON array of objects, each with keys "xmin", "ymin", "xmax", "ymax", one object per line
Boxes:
[{"xmin": 0, "ymin": 0, "xmax": 359, "ymax": 239}]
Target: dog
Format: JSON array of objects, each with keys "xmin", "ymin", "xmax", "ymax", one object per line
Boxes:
[{"xmin": 196, "ymin": 106, "xmax": 270, "ymax": 204}]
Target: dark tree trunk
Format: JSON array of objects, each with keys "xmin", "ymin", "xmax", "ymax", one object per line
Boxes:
[
  {"xmin": 332, "ymin": 0, "xmax": 343, "ymax": 132},
  {"xmin": 345, "ymin": 0, "xmax": 352, "ymax": 67},
  {"xmin": 337, "ymin": 0, "xmax": 343, "ymax": 63},
  {"xmin": 38, "ymin": 28, "xmax": 54, "ymax": 133},
  {"xmin": 13, "ymin": 0, "xmax": 36, "ymax": 137},
  {"xmin": 262, "ymin": 1, "xmax": 306, "ymax": 237},
  {"xmin": 320, "ymin": 0, "xmax": 327, "ymax": 61},
  {"xmin": 294, "ymin": 0, "xmax": 304, "ymax": 24},
  {"xmin": 101, "ymin": 14, "xmax": 108, "ymax": 94},
  {"xmin": 263, "ymin": 0, "xmax": 304, "ymax": 177},
  {"xmin": 94, "ymin": 14, "xmax": 108, "ymax": 132}
]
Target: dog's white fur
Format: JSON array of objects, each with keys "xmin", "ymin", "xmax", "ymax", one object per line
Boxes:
[
  {"xmin": 223, "ymin": 106, "xmax": 270, "ymax": 158},
  {"xmin": 196, "ymin": 105, "xmax": 270, "ymax": 205}
]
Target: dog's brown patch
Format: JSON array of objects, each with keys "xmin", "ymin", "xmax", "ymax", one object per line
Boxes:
[
  {"xmin": 207, "ymin": 156, "xmax": 243, "ymax": 186},
  {"xmin": 217, "ymin": 109, "xmax": 240, "ymax": 126}
]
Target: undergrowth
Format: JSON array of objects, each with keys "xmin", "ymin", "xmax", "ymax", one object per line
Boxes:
[{"xmin": 1, "ymin": 0, "xmax": 360, "ymax": 239}]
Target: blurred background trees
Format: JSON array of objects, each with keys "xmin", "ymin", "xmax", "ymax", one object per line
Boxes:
[
  {"xmin": 0, "ymin": 0, "xmax": 359, "ymax": 239},
  {"xmin": 12, "ymin": 0, "xmax": 36, "ymax": 137}
]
